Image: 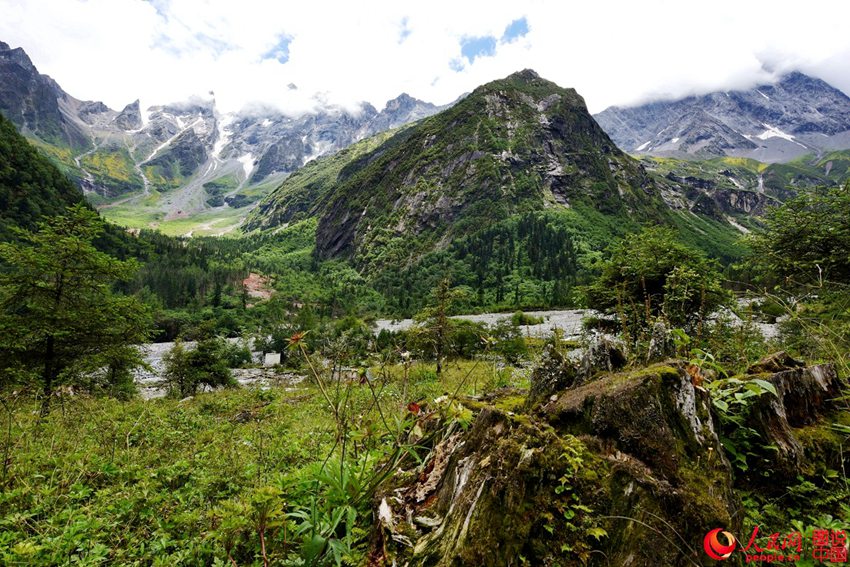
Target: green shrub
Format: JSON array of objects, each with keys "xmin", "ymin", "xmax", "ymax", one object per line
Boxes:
[{"xmin": 584, "ymin": 227, "xmax": 731, "ymax": 342}]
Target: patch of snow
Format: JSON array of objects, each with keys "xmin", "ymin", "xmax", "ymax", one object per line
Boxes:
[
  {"xmin": 145, "ymin": 117, "xmax": 203, "ymax": 161},
  {"xmin": 756, "ymin": 90, "xmax": 770, "ymax": 101},
  {"xmin": 238, "ymin": 154, "xmax": 254, "ymax": 177},
  {"xmin": 213, "ymin": 115, "xmax": 233, "ymax": 159},
  {"xmin": 302, "ymin": 140, "xmax": 334, "ymax": 165},
  {"xmin": 756, "ymin": 123, "xmax": 794, "ymax": 141},
  {"xmin": 670, "ymin": 137, "xmax": 680, "ymax": 144},
  {"xmin": 756, "ymin": 123, "xmax": 806, "ymax": 148},
  {"xmin": 175, "ymin": 116, "xmax": 185, "ymax": 129},
  {"xmin": 635, "ymin": 140, "xmax": 651, "ymax": 152},
  {"xmin": 261, "ymin": 118, "xmax": 272, "ymax": 127}
]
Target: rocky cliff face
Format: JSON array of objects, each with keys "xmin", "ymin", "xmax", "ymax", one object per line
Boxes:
[
  {"xmin": 145, "ymin": 128, "xmax": 208, "ymax": 181},
  {"xmin": 303, "ymin": 70, "xmax": 662, "ymax": 266},
  {"xmin": 595, "ymin": 72, "xmax": 850, "ymax": 162},
  {"xmin": 0, "ymin": 41, "xmax": 88, "ymax": 148},
  {"xmin": 114, "ymin": 100, "xmax": 142, "ymax": 131}
]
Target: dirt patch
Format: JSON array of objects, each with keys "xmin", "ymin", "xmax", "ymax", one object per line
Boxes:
[{"xmin": 243, "ymin": 272, "xmax": 274, "ymax": 304}]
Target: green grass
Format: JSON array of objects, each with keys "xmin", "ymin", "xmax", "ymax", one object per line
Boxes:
[
  {"xmin": 98, "ymin": 189, "xmax": 250, "ymax": 236},
  {"xmin": 100, "ymin": 202, "xmax": 243, "ymax": 237},
  {"xmin": 0, "ymin": 358, "xmax": 525, "ymax": 565}
]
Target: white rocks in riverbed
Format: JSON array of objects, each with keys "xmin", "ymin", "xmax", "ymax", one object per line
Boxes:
[
  {"xmin": 374, "ymin": 309, "xmax": 600, "ymax": 339},
  {"xmin": 133, "ymin": 339, "xmax": 301, "ymax": 400}
]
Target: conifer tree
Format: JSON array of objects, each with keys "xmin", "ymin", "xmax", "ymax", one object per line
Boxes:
[{"xmin": 0, "ymin": 205, "xmax": 151, "ymax": 413}]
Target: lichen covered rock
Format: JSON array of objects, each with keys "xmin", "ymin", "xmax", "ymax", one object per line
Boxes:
[
  {"xmin": 527, "ymin": 343, "xmax": 577, "ymax": 407},
  {"xmin": 370, "ymin": 363, "xmax": 739, "ymax": 566},
  {"xmin": 367, "ymin": 354, "xmax": 848, "ymax": 566},
  {"xmin": 577, "ymin": 334, "xmax": 627, "ymax": 383},
  {"xmin": 646, "ymin": 320, "xmax": 676, "ymax": 363}
]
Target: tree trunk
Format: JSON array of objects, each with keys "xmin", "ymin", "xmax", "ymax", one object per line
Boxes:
[
  {"xmin": 40, "ymin": 335, "xmax": 55, "ymax": 417},
  {"xmin": 436, "ymin": 326, "xmax": 444, "ymax": 376}
]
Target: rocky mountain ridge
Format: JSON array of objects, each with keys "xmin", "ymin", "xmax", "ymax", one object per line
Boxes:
[
  {"xmin": 0, "ymin": 41, "xmax": 446, "ymax": 231},
  {"xmin": 249, "ymin": 70, "xmax": 759, "ymax": 276},
  {"xmin": 594, "ymin": 72, "xmax": 850, "ymax": 162}
]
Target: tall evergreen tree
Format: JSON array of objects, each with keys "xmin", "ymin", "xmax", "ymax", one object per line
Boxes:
[
  {"xmin": 415, "ymin": 278, "xmax": 457, "ymax": 376},
  {"xmin": 0, "ymin": 205, "xmax": 151, "ymax": 413}
]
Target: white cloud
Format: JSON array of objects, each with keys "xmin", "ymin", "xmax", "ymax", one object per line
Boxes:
[{"xmin": 1, "ymin": 0, "xmax": 849, "ymax": 115}]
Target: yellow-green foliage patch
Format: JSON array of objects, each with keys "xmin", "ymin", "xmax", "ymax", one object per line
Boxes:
[{"xmin": 81, "ymin": 148, "xmax": 142, "ymax": 185}]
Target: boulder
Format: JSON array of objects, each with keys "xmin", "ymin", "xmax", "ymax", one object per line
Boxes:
[
  {"xmin": 743, "ymin": 362, "xmax": 843, "ymax": 480},
  {"xmin": 646, "ymin": 320, "xmax": 676, "ymax": 363},
  {"xmin": 526, "ymin": 344, "xmax": 577, "ymax": 407},
  {"xmin": 578, "ymin": 334, "xmax": 627, "ymax": 382},
  {"xmin": 370, "ymin": 363, "xmax": 739, "ymax": 566},
  {"xmin": 367, "ymin": 353, "xmax": 849, "ymax": 566}
]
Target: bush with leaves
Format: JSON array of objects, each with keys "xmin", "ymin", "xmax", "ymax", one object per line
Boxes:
[
  {"xmin": 163, "ymin": 338, "xmax": 236, "ymax": 398},
  {"xmin": 746, "ymin": 183, "xmax": 850, "ymax": 375},
  {"xmin": 705, "ymin": 373, "xmax": 779, "ymax": 474},
  {"xmin": 585, "ymin": 227, "xmax": 731, "ymax": 342},
  {"xmin": 748, "ymin": 183, "xmax": 850, "ymax": 287}
]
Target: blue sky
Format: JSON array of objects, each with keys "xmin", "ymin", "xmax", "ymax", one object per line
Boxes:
[
  {"xmin": 1, "ymin": 0, "xmax": 848, "ymax": 115},
  {"xmin": 263, "ymin": 36, "xmax": 292, "ymax": 64},
  {"xmin": 460, "ymin": 17, "xmax": 529, "ymax": 64}
]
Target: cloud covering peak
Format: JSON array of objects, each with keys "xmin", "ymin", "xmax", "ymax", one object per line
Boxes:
[{"xmin": 1, "ymin": 0, "xmax": 848, "ymax": 115}]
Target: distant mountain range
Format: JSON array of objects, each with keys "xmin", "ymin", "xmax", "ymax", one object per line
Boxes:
[
  {"xmin": 594, "ymin": 72, "xmax": 850, "ymax": 163},
  {"xmin": 0, "ymin": 40, "xmax": 446, "ymax": 231},
  {"xmin": 247, "ymin": 70, "xmax": 769, "ymax": 276},
  {"xmin": 3, "ymin": 38, "xmax": 850, "ymax": 240}
]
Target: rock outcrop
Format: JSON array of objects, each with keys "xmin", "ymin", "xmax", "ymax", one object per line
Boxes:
[
  {"xmin": 368, "ymin": 355, "xmax": 848, "ymax": 566},
  {"xmin": 114, "ymin": 99, "xmax": 142, "ymax": 130},
  {"xmin": 741, "ymin": 353, "xmax": 843, "ymax": 481}
]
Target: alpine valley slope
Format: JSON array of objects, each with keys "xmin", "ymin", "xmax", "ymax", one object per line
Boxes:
[
  {"xmin": 247, "ymin": 70, "xmax": 755, "ymax": 313},
  {"xmin": 0, "ymin": 41, "xmax": 445, "ymax": 235},
  {"xmin": 594, "ymin": 71, "xmax": 850, "ymax": 163},
  {"xmin": 0, "ymin": 112, "xmax": 85, "ymax": 239}
]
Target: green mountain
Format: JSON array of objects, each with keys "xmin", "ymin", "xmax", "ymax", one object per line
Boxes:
[
  {"xmin": 251, "ymin": 71, "xmax": 672, "ymax": 260},
  {"xmin": 312, "ymin": 70, "xmax": 665, "ymax": 266},
  {"xmin": 0, "ymin": 113, "xmax": 85, "ymax": 238},
  {"xmin": 247, "ymin": 70, "xmax": 751, "ymax": 313},
  {"xmin": 244, "ymin": 127, "xmax": 402, "ymax": 231}
]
